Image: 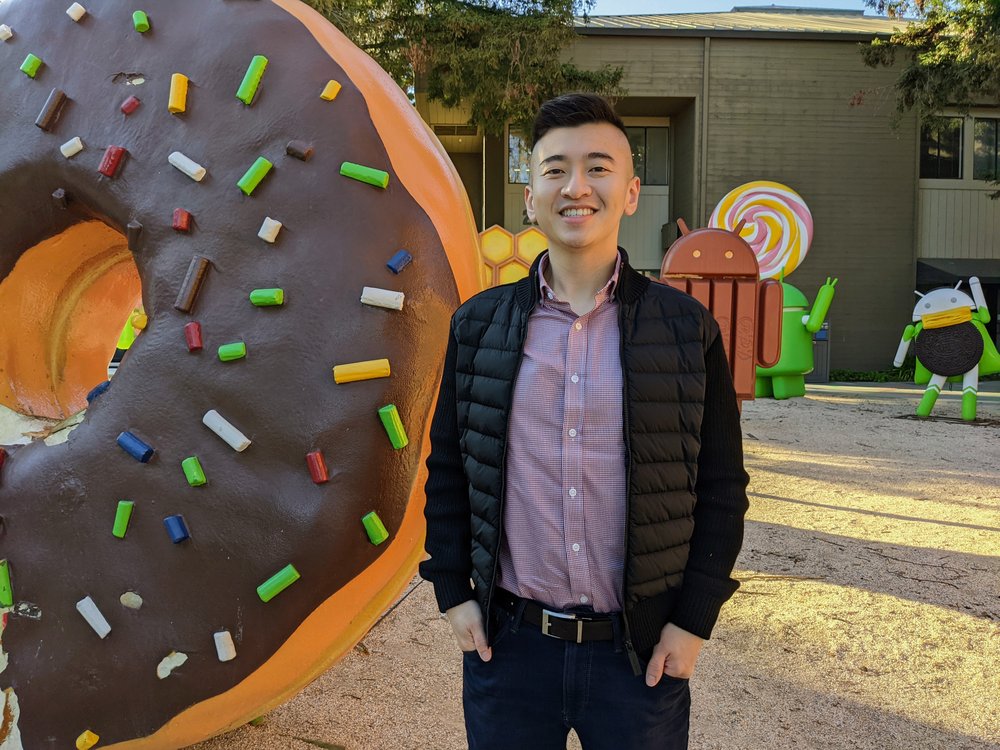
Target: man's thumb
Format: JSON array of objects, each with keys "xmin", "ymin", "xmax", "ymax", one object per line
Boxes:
[
  {"xmin": 646, "ymin": 648, "xmax": 666, "ymax": 686},
  {"xmin": 472, "ymin": 627, "xmax": 492, "ymax": 662}
]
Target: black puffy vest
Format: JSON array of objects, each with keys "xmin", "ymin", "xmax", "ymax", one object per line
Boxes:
[{"xmin": 451, "ymin": 250, "xmax": 717, "ymax": 655}]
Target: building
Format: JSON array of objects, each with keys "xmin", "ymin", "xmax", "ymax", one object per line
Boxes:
[{"xmin": 415, "ymin": 6, "xmax": 1000, "ymax": 371}]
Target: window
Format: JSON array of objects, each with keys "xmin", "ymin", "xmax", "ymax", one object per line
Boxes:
[
  {"xmin": 973, "ymin": 117, "xmax": 1000, "ymax": 182},
  {"xmin": 508, "ymin": 127, "xmax": 531, "ymax": 184},
  {"xmin": 920, "ymin": 116, "xmax": 963, "ymax": 179},
  {"xmin": 625, "ymin": 127, "xmax": 669, "ymax": 186}
]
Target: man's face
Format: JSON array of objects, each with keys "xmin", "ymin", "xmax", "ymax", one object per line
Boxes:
[{"xmin": 525, "ymin": 121, "xmax": 640, "ymax": 255}]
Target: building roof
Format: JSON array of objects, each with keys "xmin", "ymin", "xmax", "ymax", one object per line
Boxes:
[{"xmin": 575, "ymin": 7, "xmax": 910, "ymax": 39}]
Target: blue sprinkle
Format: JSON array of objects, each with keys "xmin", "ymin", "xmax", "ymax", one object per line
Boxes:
[
  {"xmin": 86, "ymin": 380, "xmax": 112, "ymax": 404},
  {"xmin": 117, "ymin": 431, "xmax": 154, "ymax": 463},
  {"xmin": 386, "ymin": 249, "xmax": 413, "ymax": 275},
  {"xmin": 163, "ymin": 515, "xmax": 190, "ymax": 544}
]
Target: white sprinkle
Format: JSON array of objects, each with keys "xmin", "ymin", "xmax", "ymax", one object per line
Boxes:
[
  {"xmin": 119, "ymin": 592, "xmax": 143, "ymax": 610},
  {"xmin": 203, "ymin": 409, "xmax": 251, "ymax": 452},
  {"xmin": 168, "ymin": 151, "xmax": 206, "ymax": 182},
  {"xmin": 361, "ymin": 287, "xmax": 405, "ymax": 311},
  {"xmin": 76, "ymin": 596, "xmax": 111, "ymax": 639},
  {"xmin": 258, "ymin": 217, "xmax": 282, "ymax": 243},
  {"xmin": 60, "ymin": 136, "xmax": 84, "ymax": 159},
  {"xmin": 214, "ymin": 630, "xmax": 237, "ymax": 662},
  {"xmin": 126, "ymin": 77, "xmax": 145, "ymax": 86},
  {"xmin": 0, "ymin": 25, "xmax": 13, "ymax": 42},
  {"xmin": 66, "ymin": 3, "xmax": 86, "ymax": 21},
  {"xmin": 156, "ymin": 651, "xmax": 188, "ymax": 679}
]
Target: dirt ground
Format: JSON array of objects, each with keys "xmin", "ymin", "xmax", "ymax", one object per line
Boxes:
[{"xmin": 188, "ymin": 383, "xmax": 1000, "ymax": 750}]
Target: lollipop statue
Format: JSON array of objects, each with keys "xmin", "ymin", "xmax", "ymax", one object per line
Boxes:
[
  {"xmin": 710, "ymin": 181, "xmax": 837, "ymax": 400},
  {"xmin": 894, "ymin": 277, "xmax": 1000, "ymax": 421}
]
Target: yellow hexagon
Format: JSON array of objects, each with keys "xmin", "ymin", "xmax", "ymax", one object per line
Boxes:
[
  {"xmin": 515, "ymin": 227, "xmax": 547, "ymax": 265},
  {"xmin": 497, "ymin": 259, "xmax": 531, "ymax": 286},
  {"xmin": 480, "ymin": 225, "xmax": 515, "ymax": 267}
]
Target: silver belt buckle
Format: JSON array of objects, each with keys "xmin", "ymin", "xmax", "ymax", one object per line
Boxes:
[{"xmin": 541, "ymin": 608, "xmax": 584, "ymax": 644}]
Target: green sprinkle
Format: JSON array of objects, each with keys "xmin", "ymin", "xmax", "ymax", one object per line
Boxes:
[
  {"xmin": 113, "ymin": 500, "xmax": 135, "ymax": 539},
  {"xmin": 237, "ymin": 55, "xmax": 268, "ymax": 105},
  {"xmin": 0, "ymin": 559, "xmax": 12, "ymax": 607},
  {"xmin": 257, "ymin": 563, "xmax": 300, "ymax": 602},
  {"xmin": 362, "ymin": 511, "xmax": 389, "ymax": 546},
  {"xmin": 250, "ymin": 288, "xmax": 284, "ymax": 307},
  {"xmin": 218, "ymin": 341, "xmax": 247, "ymax": 361},
  {"xmin": 378, "ymin": 404, "xmax": 408, "ymax": 450},
  {"xmin": 340, "ymin": 162, "xmax": 389, "ymax": 190},
  {"xmin": 237, "ymin": 157, "xmax": 273, "ymax": 196},
  {"xmin": 20, "ymin": 54, "xmax": 43, "ymax": 78},
  {"xmin": 132, "ymin": 10, "xmax": 150, "ymax": 32},
  {"xmin": 182, "ymin": 456, "xmax": 207, "ymax": 487}
]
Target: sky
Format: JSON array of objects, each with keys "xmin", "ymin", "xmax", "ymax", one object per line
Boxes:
[{"xmin": 587, "ymin": 1, "xmax": 874, "ymax": 15}]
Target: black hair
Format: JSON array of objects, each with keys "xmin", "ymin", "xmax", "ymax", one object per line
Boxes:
[{"xmin": 531, "ymin": 93, "xmax": 628, "ymax": 147}]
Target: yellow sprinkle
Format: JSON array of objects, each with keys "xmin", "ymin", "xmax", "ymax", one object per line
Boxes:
[
  {"xmin": 77, "ymin": 730, "xmax": 100, "ymax": 750},
  {"xmin": 169, "ymin": 73, "xmax": 189, "ymax": 114},
  {"xmin": 131, "ymin": 311, "xmax": 148, "ymax": 330},
  {"xmin": 332, "ymin": 358, "xmax": 390, "ymax": 384},
  {"xmin": 320, "ymin": 80, "xmax": 342, "ymax": 101}
]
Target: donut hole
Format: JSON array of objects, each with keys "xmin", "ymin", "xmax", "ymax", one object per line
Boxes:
[{"xmin": 0, "ymin": 220, "xmax": 141, "ymax": 432}]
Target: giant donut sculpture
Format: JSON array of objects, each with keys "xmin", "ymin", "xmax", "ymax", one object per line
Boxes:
[{"xmin": 0, "ymin": 1, "xmax": 481, "ymax": 747}]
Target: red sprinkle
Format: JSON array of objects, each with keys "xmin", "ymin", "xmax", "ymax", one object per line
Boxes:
[
  {"xmin": 121, "ymin": 96, "xmax": 141, "ymax": 115},
  {"xmin": 172, "ymin": 208, "xmax": 192, "ymax": 232},
  {"xmin": 98, "ymin": 145, "xmax": 127, "ymax": 178},
  {"xmin": 306, "ymin": 451, "xmax": 329, "ymax": 484},
  {"xmin": 184, "ymin": 321, "xmax": 203, "ymax": 352},
  {"xmin": 0, "ymin": 446, "xmax": 6, "ymax": 473}
]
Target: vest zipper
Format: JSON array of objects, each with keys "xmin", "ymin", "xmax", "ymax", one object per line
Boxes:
[{"xmin": 618, "ymin": 301, "xmax": 642, "ymax": 676}]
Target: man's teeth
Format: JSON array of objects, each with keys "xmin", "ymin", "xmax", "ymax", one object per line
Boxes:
[{"xmin": 562, "ymin": 208, "xmax": 595, "ymax": 217}]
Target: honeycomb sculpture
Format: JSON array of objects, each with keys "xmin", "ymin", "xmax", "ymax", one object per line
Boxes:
[{"xmin": 479, "ymin": 225, "xmax": 547, "ymax": 288}]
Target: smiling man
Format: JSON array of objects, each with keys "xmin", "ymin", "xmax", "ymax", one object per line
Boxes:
[{"xmin": 420, "ymin": 93, "xmax": 749, "ymax": 749}]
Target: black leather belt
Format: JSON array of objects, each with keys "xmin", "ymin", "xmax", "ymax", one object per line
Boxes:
[{"xmin": 493, "ymin": 588, "xmax": 617, "ymax": 644}]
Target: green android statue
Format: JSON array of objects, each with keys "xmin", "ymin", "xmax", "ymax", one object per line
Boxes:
[{"xmin": 756, "ymin": 278, "xmax": 838, "ymax": 400}]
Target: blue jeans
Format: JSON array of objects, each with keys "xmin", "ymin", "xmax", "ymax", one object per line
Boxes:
[{"xmin": 463, "ymin": 606, "xmax": 690, "ymax": 749}]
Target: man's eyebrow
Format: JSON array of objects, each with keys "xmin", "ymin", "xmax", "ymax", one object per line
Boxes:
[{"xmin": 538, "ymin": 152, "xmax": 616, "ymax": 166}]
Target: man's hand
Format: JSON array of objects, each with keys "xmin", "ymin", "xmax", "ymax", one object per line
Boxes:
[
  {"xmin": 645, "ymin": 622, "xmax": 704, "ymax": 686},
  {"xmin": 445, "ymin": 600, "xmax": 492, "ymax": 662}
]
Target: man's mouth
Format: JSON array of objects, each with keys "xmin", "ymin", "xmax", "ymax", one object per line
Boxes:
[{"xmin": 560, "ymin": 208, "xmax": 596, "ymax": 217}]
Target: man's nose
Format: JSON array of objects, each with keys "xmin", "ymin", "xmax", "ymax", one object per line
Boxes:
[{"xmin": 561, "ymin": 168, "xmax": 592, "ymax": 199}]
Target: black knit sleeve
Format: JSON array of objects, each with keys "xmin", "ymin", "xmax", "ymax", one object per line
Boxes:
[
  {"xmin": 669, "ymin": 332, "xmax": 750, "ymax": 639},
  {"xmin": 418, "ymin": 323, "xmax": 476, "ymax": 612}
]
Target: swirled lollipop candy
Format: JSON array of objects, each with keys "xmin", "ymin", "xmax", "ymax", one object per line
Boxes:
[{"xmin": 710, "ymin": 181, "xmax": 814, "ymax": 279}]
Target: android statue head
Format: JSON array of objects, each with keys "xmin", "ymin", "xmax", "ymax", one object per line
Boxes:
[
  {"xmin": 910, "ymin": 282, "xmax": 977, "ymax": 324},
  {"xmin": 664, "ymin": 218, "xmax": 759, "ymax": 276}
]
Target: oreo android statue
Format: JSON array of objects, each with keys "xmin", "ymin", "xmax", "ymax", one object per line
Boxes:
[
  {"xmin": 710, "ymin": 180, "xmax": 838, "ymax": 400},
  {"xmin": 894, "ymin": 276, "xmax": 1000, "ymax": 420}
]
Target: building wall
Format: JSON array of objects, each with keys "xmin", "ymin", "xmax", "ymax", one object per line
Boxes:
[{"xmin": 572, "ymin": 33, "xmax": 919, "ymax": 370}]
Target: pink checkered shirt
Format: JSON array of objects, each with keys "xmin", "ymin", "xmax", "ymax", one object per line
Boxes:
[{"xmin": 497, "ymin": 252, "xmax": 627, "ymax": 613}]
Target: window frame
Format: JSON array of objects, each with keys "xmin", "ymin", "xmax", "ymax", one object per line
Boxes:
[{"xmin": 918, "ymin": 108, "xmax": 1000, "ymax": 190}]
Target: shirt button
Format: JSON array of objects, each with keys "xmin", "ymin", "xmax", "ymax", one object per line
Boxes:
[
  {"xmin": 572, "ymin": 543, "xmax": 581, "ymax": 552},
  {"xmin": 569, "ymin": 487, "xmax": 577, "ymax": 498},
  {"xmin": 547, "ymin": 291, "xmax": 554, "ymax": 300},
  {"xmin": 580, "ymin": 595, "xmax": 589, "ymax": 604},
  {"xmin": 568, "ymin": 428, "xmax": 577, "ymax": 437},
  {"xmin": 574, "ymin": 322, "xmax": 583, "ymax": 331},
  {"xmin": 571, "ymin": 374, "xmax": 580, "ymax": 384}
]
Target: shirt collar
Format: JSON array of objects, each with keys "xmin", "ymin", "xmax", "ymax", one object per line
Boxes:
[{"xmin": 538, "ymin": 251, "xmax": 622, "ymax": 306}]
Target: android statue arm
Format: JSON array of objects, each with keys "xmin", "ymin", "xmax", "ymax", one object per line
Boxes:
[
  {"xmin": 970, "ymin": 276, "xmax": 991, "ymax": 324},
  {"xmin": 803, "ymin": 277, "xmax": 838, "ymax": 333},
  {"xmin": 894, "ymin": 320, "xmax": 923, "ymax": 368}
]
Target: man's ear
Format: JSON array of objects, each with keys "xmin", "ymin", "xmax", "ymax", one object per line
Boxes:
[
  {"xmin": 524, "ymin": 184, "xmax": 536, "ymax": 223},
  {"xmin": 623, "ymin": 175, "xmax": 641, "ymax": 217}
]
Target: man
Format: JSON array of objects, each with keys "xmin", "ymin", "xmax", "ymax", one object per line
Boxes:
[{"xmin": 420, "ymin": 93, "xmax": 749, "ymax": 749}]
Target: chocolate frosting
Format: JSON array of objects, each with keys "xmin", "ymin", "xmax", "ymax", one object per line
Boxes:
[{"xmin": 0, "ymin": 0, "xmax": 459, "ymax": 746}]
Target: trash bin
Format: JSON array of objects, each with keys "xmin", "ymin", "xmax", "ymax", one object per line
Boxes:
[{"xmin": 806, "ymin": 322, "xmax": 830, "ymax": 383}]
